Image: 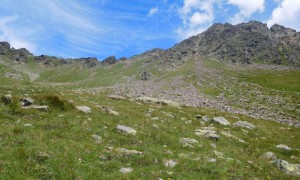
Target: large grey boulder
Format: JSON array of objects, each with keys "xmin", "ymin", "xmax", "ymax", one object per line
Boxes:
[
  {"xmin": 211, "ymin": 117, "xmax": 231, "ymax": 125},
  {"xmin": 276, "ymin": 144, "xmax": 292, "ymax": 151},
  {"xmin": 194, "ymin": 127, "xmax": 220, "ymax": 141},
  {"xmin": 76, "ymin": 106, "xmax": 92, "ymax": 113},
  {"xmin": 116, "ymin": 125, "xmax": 137, "ymax": 135},
  {"xmin": 180, "ymin": 138, "xmax": 199, "ymax": 147},
  {"xmin": 274, "ymin": 159, "xmax": 300, "ymax": 176},
  {"xmin": 233, "ymin": 121, "xmax": 256, "ymax": 129}
]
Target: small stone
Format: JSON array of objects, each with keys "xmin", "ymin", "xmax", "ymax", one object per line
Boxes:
[
  {"xmin": 24, "ymin": 124, "xmax": 32, "ymax": 127},
  {"xmin": 206, "ymin": 158, "xmax": 217, "ymax": 162},
  {"xmin": 108, "ymin": 95, "xmax": 126, "ymax": 100},
  {"xmin": 262, "ymin": 152, "xmax": 277, "ymax": 161},
  {"xmin": 115, "ymin": 148, "xmax": 143, "ymax": 156},
  {"xmin": 195, "ymin": 114, "xmax": 202, "ymax": 119},
  {"xmin": 185, "ymin": 120, "xmax": 192, "ymax": 124},
  {"xmin": 76, "ymin": 106, "xmax": 91, "ymax": 113},
  {"xmin": 276, "ymin": 144, "xmax": 292, "ymax": 151},
  {"xmin": 36, "ymin": 152, "xmax": 50, "ymax": 162},
  {"xmin": 180, "ymin": 138, "xmax": 198, "ymax": 147},
  {"xmin": 116, "ymin": 125, "xmax": 137, "ymax": 135},
  {"xmin": 221, "ymin": 131, "xmax": 246, "ymax": 143},
  {"xmin": 233, "ymin": 121, "xmax": 256, "ymax": 129},
  {"xmin": 119, "ymin": 167, "xmax": 133, "ymax": 174},
  {"xmin": 214, "ymin": 150, "xmax": 224, "ymax": 158},
  {"xmin": 210, "ymin": 143, "xmax": 217, "ymax": 149},
  {"xmin": 202, "ymin": 116, "xmax": 210, "ymax": 122},
  {"xmin": 92, "ymin": 134, "xmax": 101, "ymax": 142},
  {"xmin": 163, "ymin": 159, "xmax": 178, "ymax": 168},
  {"xmin": 211, "ymin": 117, "xmax": 230, "ymax": 125}
]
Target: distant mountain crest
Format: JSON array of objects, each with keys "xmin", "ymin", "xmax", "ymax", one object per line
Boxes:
[{"xmin": 159, "ymin": 21, "xmax": 300, "ymax": 67}]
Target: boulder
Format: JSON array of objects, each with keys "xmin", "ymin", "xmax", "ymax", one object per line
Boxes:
[
  {"xmin": 262, "ymin": 152, "xmax": 277, "ymax": 161},
  {"xmin": 274, "ymin": 159, "xmax": 300, "ymax": 176},
  {"xmin": 115, "ymin": 148, "xmax": 142, "ymax": 156},
  {"xmin": 92, "ymin": 134, "xmax": 102, "ymax": 142},
  {"xmin": 211, "ymin": 117, "xmax": 231, "ymax": 125},
  {"xmin": 76, "ymin": 106, "xmax": 92, "ymax": 113},
  {"xmin": 119, "ymin": 167, "xmax": 133, "ymax": 174},
  {"xmin": 116, "ymin": 125, "xmax": 137, "ymax": 135},
  {"xmin": 233, "ymin": 121, "xmax": 256, "ymax": 129},
  {"xmin": 108, "ymin": 95, "xmax": 126, "ymax": 100},
  {"xmin": 194, "ymin": 127, "xmax": 220, "ymax": 141},
  {"xmin": 163, "ymin": 159, "xmax": 178, "ymax": 168},
  {"xmin": 180, "ymin": 138, "xmax": 199, "ymax": 147},
  {"xmin": 276, "ymin": 144, "xmax": 292, "ymax": 151},
  {"xmin": 20, "ymin": 97, "xmax": 34, "ymax": 106}
]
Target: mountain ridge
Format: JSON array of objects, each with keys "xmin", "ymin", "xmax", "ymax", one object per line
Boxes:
[{"xmin": 1, "ymin": 21, "xmax": 299, "ymax": 68}]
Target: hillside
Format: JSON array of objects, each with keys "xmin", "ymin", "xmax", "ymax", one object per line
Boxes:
[{"xmin": 0, "ymin": 21, "xmax": 300, "ymax": 179}]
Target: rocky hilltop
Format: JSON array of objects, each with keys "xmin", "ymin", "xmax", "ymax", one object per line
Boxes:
[{"xmin": 160, "ymin": 21, "xmax": 300, "ymax": 66}]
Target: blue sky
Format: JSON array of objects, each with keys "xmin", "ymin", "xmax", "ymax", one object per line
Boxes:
[{"xmin": 0, "ymin": 0, "xmax": 299, "ymax": 60}]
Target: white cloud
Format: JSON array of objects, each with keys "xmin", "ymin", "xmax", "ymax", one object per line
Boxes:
[
  {"xmin": 177, "ymin": 0, "xmax": 216, "ymax": 39},
  {"xmin": 149, "ymin": 7, "xmax": 159, "ymax": 16},
  {"xmin": 0, "ymin": 16, "xmax": 37, "ymax": 51},
  {"xmin": 267, "ymin": 0, "xmax": 300, "ymax": 30},
  {"xmin": 228, "ymin": 0, "xmax": 265, "ymax": 24}
]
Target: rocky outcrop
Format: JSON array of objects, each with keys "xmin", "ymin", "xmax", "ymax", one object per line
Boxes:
[
  {"xmin": 0, "ymin": 42, "xmax": 10, "ymax": 55},
  {"xmin": 74, "ymin": 57, "xmax": 99, "ymax": 68},
  {"xmin": 12, "ymin": 48, "xmax": 33, "ymax": 62},
  {"xmin": 34, "ymin": 55, "xmax": 68, "ymax": 66},
  {"xmin": 101, "ymin": 56, "xmax": 117, "ymax": 65}
]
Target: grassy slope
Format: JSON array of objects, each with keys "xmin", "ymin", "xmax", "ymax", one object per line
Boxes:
[
  {"xmin": 0, "ymin": 56, "xmax": 300, "ymax": 178},
  {"xmin": 0, "ymin": 85, "xmax": 299, "ymax": 179}
]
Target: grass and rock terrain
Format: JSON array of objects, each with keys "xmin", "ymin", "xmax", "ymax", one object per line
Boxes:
[{"xmin": 0, "ymin": 21, "xmax": 300, "ymax": 179}]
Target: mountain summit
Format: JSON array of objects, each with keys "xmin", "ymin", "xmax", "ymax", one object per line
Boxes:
[{"xmin": 160, "ymin": 21, "xmax": 300, "ymax": 67}]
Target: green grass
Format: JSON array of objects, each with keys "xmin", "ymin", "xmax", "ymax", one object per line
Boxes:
[
  {"xmin": 0, "ymin": 85, "xmax": 299, "ymax": 179},
  {"xmin": 239, "ymin": 70, "xmax": 300, "ymax": 93}
]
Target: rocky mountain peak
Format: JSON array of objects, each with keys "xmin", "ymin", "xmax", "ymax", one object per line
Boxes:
[{"xmin": 158, "ymin": 21, "xmax": 300, "ymax": 67}]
